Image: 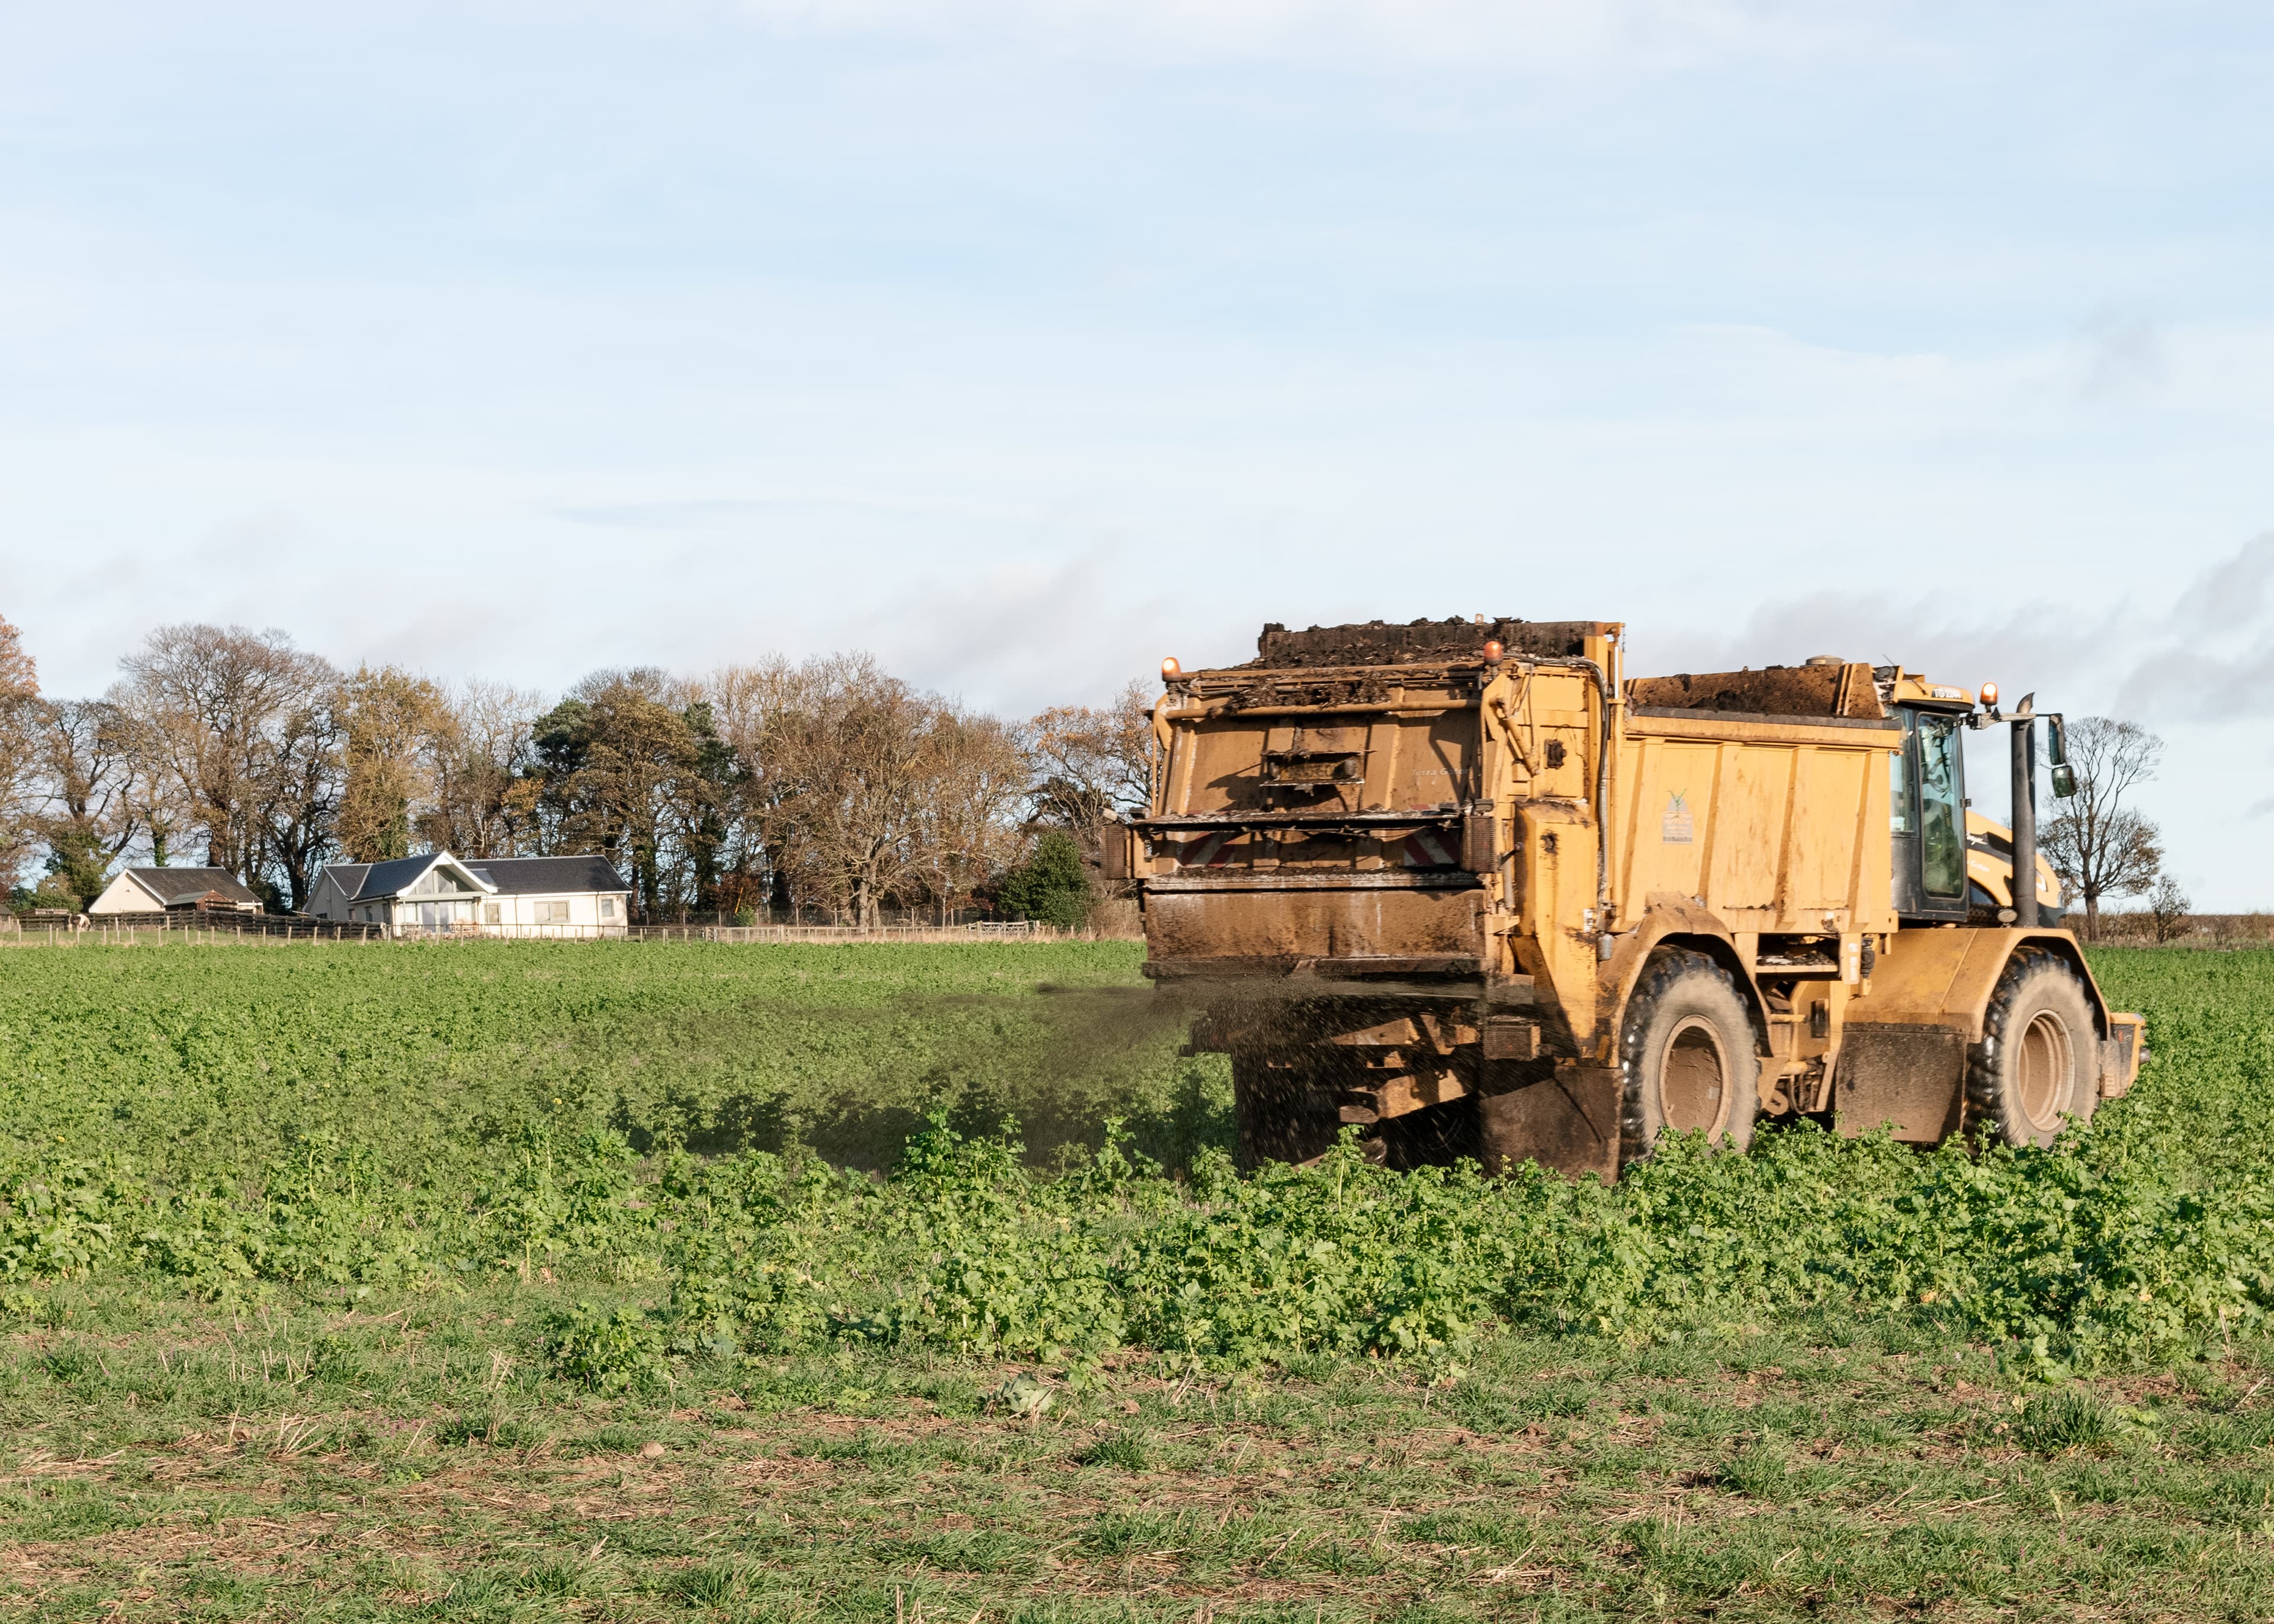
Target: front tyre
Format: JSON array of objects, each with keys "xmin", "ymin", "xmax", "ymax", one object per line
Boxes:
[
  {"xmin": 1619, "ymin": 948, "xmax": 1761, "ymax": 1163},
  {"xmin": 1968, "ymin": 950, "xmax": 2097, "ymax": 1147}
]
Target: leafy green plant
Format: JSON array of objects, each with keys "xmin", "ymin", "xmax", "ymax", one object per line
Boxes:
[{"xmin": 544, "ymin": 1301, "xmax": 670, "ymax": 1394}]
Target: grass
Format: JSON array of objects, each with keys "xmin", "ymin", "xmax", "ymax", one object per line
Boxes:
[
  {"xmin": 7, "ymin": 1281, "xmax": 2274, "ymax": 1620},
  {"xmin": 0, "ymin": 940, "xmax": 2268, "ymax": 1617}
]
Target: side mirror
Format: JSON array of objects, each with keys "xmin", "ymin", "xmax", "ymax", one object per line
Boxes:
[
  {"xmin": 2051, "ymin": 763, "xmax": 2077, "ymax": 799},
  {"xmin": 2045, "ymin": 715, "xmax": 2069, "ymax": 768}
]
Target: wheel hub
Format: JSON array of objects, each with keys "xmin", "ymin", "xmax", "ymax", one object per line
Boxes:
[
  {"xmin": 2015, "ymin": 1009, "xmax": 2072, "ymax": 1130},
  {"xmin": 1660, "ymin": 1016, "xmax": 1727, "ymax": 1134}
]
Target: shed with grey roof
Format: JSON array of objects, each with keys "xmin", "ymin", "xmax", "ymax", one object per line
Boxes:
[{"xmin": 86, "ymin": 866, "xmax": 264, "ymax": 916}]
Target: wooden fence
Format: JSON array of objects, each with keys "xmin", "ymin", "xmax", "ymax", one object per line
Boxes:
[{"xmin": 0, "ymin": 915, "xmax": 1127, "ymax": 947}]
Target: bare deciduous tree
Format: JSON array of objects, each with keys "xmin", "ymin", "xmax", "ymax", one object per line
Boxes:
[
  {"xmin": 115, "ymin": 624, "xmax": 342, "ymax": 906},
  {"xmin": 1026, "ymin": 680, "xmax": 1156, "ymax": 866},
  {"xmin": 912, "ymin": 708, "xmax": 1030, "ymax": 924},
  {"xmin": 31, "ymin": 699, "xmax": 142, "ymax": 907},
  {"xmin": 2042, "ymin": 716, "xmax": 2164, "ymax": 941},
  {"xmin": 104, "ymin": 695, "xmax": 191, "ymax": 869},
  {"xmin": 0, "ymin": 614, "xmax": 43, "ymax": 882},
  {"xmin": 725, "ymin": 656, "xmax": 1027, "ymax": 928},
  {"xmin": 256, "ymin": 678, "xmax": 347, "ymax": 911},
  {"xmin": 757, "ymin": 656, "xmax": 937, "ymax": 928},
  {"xmin": 419, "ymin": 680, "xmax": 542, "ymax": 858},
  {"xmin": 2146, "ymin": 872, "xmax": 2192, "ymax": 944}
]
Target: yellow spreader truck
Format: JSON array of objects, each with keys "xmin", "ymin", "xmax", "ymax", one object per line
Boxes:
[{"xmin": 1109, "ymin": 617, "xmax": 2145, "ymax": 1178}]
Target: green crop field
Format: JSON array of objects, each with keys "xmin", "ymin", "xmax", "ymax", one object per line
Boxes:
[{"xmin": 2, "ymin": 940, "xmax": 2272, "ymax": 1620}]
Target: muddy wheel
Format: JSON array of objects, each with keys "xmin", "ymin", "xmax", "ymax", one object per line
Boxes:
[
  {"xmin": 1618, "ymin": 948, "xmax": 1761, "ymax": 1163},
  {"xmin": 1231, "ymin": 1051, "xmax": 1342, "ymax": 1170},
  {"xmin": 1967, "ymin": 950, "xmax": 2096, "ymax": 1147}
]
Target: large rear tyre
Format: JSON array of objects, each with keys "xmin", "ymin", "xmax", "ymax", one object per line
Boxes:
[
  {"xmin": 1618, "ymin": 948, "xmax": 1761, "ymax": 1164},
  {"xmin": 1967, "ymin": 950, "xmax": 2097, "ymax": 1147},
  {"xmin": 1231, "ymin": 1051, "xmax": 1342, "ymax": 1170}
]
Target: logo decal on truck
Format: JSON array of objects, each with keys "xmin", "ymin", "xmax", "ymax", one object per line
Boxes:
[{"xmin": 1662, "ymin": 792, "xmax": 1695, "ymax": 844}]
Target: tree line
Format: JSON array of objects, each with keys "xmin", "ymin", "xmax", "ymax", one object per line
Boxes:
[
  {"xmin": 0, "ymin": 611, "xmax": 2191, "ymax": 938},
  {"xmin": 0, "ymin": 617, "xmax": 1154, "ymax": 927}
]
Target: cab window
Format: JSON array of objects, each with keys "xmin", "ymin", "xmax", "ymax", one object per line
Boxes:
[{"xmin": 1916, "ymin": 714, "xmax": 1965, "ymax": 898}]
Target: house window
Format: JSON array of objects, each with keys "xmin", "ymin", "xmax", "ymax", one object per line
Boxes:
[
  {"xmin": 535, "ymin": 901, "xmax": 569, "ymax": 924},
  {"xmin": 599, "ymin": 896, "xmax": 617, "ymax": 921},
  {"xmin": 484, "ymin": 903, "xmax": 501, "ymax": 925}
]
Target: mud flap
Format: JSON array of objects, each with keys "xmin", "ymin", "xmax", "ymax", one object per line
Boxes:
[
  {"xmin": 1834, "ymin": 1023, "xmax": 1965, "ymax": 1143},
  {"xmin": 2100, "ymin": 1012, "xmax": 2145, "ymax": 1098},
  {"xmin": 1478, "ymin": 1063, "xmax": 1621, "ymax": 1181}
]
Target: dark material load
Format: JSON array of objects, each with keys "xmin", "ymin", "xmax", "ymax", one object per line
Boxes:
[
  {"xmin": 1626, "ymin": 662, "xmax": 1886, "ymax": 720},
  {"xmin": 1248, "ymin": 617, "xmax": 1611, "ymax": 668}
]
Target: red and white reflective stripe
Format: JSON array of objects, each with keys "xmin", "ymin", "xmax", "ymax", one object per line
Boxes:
[
  {"xmin": 1180, "ymin": 832, "xmax": 1236, "ymax": 867},
  {"xmin": 1402, "ymin": 831, "xmax": 1456, "ymax": 868}
]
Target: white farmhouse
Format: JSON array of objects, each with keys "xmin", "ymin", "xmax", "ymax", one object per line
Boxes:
[
  {"xmin": 309, "ymin": 852, "xmax": 631, "ymax": 937},
  {"xmin": 86, "ymin": 866, "xmax": 264, "ymax": 916}
]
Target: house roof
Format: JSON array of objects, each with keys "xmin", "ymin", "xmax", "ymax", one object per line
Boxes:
[
  {"xmin": 122, "ymin": 867, "xmax": 261, "ymax": 908},
  {"xmin": 317, "ymin": 852, "xmax": 628, "ymax": 902},
  {"xmin": 325, "ymin": 853, "xmax": 497, "ymax": 902},
  {"xmin": 463, "ymin": 855, "xmax": 630, "ymax": 895}
]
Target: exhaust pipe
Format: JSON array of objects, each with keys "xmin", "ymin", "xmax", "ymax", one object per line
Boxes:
[{"xmin": 2010, "ymin": 709, "xmax": 2037, "ymax": 929}]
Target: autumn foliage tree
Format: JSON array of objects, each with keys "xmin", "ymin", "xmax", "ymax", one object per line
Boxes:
[{"xmin": 337, "ymin": 666, "xmax": 449, "ymax": 863}]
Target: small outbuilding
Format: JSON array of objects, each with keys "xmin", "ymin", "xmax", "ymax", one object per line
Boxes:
[
  {"xmin": 86, "ymin": 866, "xmax": 265, "ymax": 916},
  {"xmin": 309, "ymin": 851, "xmax": 631, "ymax": 937}
]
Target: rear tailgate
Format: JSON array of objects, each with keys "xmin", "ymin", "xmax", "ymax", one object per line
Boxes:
[{"xmin": 1135, "ymin": 668, "xmax": 1489, "ymax": 977}]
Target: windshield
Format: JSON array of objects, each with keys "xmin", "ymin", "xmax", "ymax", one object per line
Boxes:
[{"xmin": 1916, "ymin": 714, "xmax": 1965, "ymax": 898}]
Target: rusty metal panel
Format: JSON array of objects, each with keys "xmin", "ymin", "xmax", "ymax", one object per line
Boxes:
[
  {"xmin": 1834, "ymin": 1023, "xmax": 1965, "ymax": 1143},
  {"xmin": 1144, "ymin": 883, "xmax": 1484, "ymax": 964},
  {"xmin": 1163, "ymin": 710, "xmax": 1479, "ymax": 832}
]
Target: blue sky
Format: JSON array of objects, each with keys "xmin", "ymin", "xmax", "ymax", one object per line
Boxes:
[{"xmin": 4, "ymin": 1, "xmax": 2271, "ymax": 903}]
